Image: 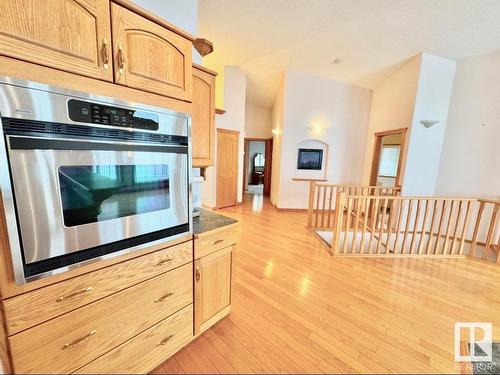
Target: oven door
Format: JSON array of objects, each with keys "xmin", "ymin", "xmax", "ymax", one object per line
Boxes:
[{"xmin": 6, "ymin": 135, "xmax": 189, "ymax": 279}]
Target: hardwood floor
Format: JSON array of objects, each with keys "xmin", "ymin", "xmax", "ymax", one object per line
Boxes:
[{"xmin": 155, "ymin": 193, "xmax": 500, "ymax": 374}]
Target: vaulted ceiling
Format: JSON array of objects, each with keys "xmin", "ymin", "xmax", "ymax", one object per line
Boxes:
[{"xmin": 198, "ymin": 0, "xmax": 500, "ymax": 108}]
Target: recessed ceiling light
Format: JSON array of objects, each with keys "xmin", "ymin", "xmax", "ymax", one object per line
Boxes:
[{"xmin": 332, "ymin": 58, "xmax": 342, "ymax": 64}]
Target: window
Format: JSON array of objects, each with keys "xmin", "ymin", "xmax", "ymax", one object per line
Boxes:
[
  {"xmin": 378, "ymin": 146, "xmax": 400, "ymax": 177},
  {"xmin": 59, "ymin": 165, "xmax": 170, "ymax": 227}
]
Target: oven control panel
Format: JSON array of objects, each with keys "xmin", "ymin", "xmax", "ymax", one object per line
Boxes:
[{"xmin": 68, "ymin": 99, "xmax": 160, "ymax": 131}]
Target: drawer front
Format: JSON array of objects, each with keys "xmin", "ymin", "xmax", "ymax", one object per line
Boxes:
[
  {"xmin": 195, "ymin": 227, "xmax": 236, "ymax": 259},
  {"xmin": 4, "ymin": 241, "xmax": 192, "ymax": 335},
  {"xmin": 76, "ymin": 304, "xmax": 193, "ymax": 374},
  {"xmin": 9, "ymin": 263, "xmax": 192, "ymax": 374}
]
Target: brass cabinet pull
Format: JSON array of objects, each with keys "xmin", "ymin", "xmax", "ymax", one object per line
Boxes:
[
  {"xmin": 56, "ymin": 287, "xmax": 93, "ymax": 302},
  {"xmin": 156, "ymin": 333, "xmax": 175, "ymax": 346},
  {"xmin": 211, "ymin": 239, "xmax": 224, "ymax": 245},
  {"xmin": 101, "ymin": 38, "xmax": 109, "ymax": 70},
  {"xmin": 61, "ymin": 330, "xmax": 96, "ymax": 349},
  {"xmin": 154, "ymin": 291, "xmax": 174, "ymax": 303},
  {"xmin": 153, "ymin": 258, "xmax": 173, "ymax": 266},
  {"xmin": 118, "ymin": 44, "xmax": 125, "ymax": 74},
  {"xmin": 195, "ymin": 266, "xmax": 201, "ymax": 281}
]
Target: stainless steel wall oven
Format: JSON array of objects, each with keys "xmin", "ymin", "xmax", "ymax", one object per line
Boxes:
[{"xmin": 0, "ymin": 78, "xmax": 192, "ymax": 284}]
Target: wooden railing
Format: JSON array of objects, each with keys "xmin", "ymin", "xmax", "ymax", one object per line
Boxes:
[
  {"xmin": 307, "ymin": 182, "xmax": 400, "ymax": 229},
  {"xmin": 469, "ymin": 199, "xmax": 499, "ymax": 262},
  {"xmin": 329, "ymin": 194, "xmax": 499, "ymax": 263}
]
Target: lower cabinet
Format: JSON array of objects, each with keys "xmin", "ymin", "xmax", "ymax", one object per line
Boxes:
[
  {"xmin": 9, "ymin": 262, "xmax": 193, "ymax": 374},
  {"xmin": 76, "ymin": 304, "xmax": 193, "ymax": 374},
  {"xmin": 194, "ymin": 245, "xmax": 234, "ymax": 334}
]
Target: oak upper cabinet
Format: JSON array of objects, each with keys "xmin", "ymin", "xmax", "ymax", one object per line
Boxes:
[
  {"xmin": 111, "ymin": 3, "xmax": 192, "ymax": 101},
  {"xmin": 0, "ymin": 0, "xmax": 113, "ymax": 81},
  {"xmin": 192, "ymin": 65, "xmax": 216, "ymax": 167},
  {"xmin": 194, "ymin": 246, "xmax": 234, "ymax": 334}
]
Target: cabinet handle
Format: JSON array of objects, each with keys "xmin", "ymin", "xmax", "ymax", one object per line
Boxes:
[
  {"xmin": 61, "ymin": 330, "xmax": 96, "ymax": 349},
  {"xmin": 195, "ymin": 266, "xmax": 201, "ymax": 281},
  {"xmin": 153, "ymin": 257, "xmax": 173, "ymax": 266},
  {"xmin": 211, "ymin": 239, "xmax": 224, "ymax": 245},
  {"xmin": 56, "ymin": 287, "xmax": 93, "ymax": 302},
  {"xmin": 118, "ymin": 44, "xmax": 125, "ymax": 74},
  {"xmin": 156, "ymin": 333, "xmax": 175, "ymax": 346},
  {"xmin": 101, "ymin": 38, "xmax": 109, "ymax": 70},
  {"xmin": 154, "ymin": 291, "xmax": 175, "ymax": 303}
]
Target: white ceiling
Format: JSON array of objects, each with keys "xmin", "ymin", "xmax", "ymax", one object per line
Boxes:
[{"xmin": 198, "ymin": 0, "xmax": 500, "ymax": 108}]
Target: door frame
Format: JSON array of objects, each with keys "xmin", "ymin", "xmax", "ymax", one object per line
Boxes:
[
  {"xmin": 242, "ymin": 137, "xmax": 273, "ymax": 197},
  {"xmin": 369, "ymin": 127, "xmax": 407, "ymax": 187},
  {"xmin": 216, "ymin": 128, "xmax": 240, "ymax": 209}
]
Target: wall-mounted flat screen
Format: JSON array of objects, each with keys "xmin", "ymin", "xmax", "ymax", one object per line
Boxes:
[{"xmin": 297, "ymin": 148, "xmax": 323, "ymax": 170}]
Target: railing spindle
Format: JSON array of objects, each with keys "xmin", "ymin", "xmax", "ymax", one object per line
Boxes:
[
  {"xmin": 409, "ymin": 199, "xmax": 421, "ymax": 254},
  {"xmin": 459, "ymin": 201, "xmax": 472, "ymax": 255},
  {"xmin": 434, "ymin": 200, "xmax": 447, "ymax": 254},
  {"xmin": 418, "ymin": 200, "xmax": 430, "ymax": 254},
  {"xmin": 326, "ymin": 186, "xmax": 334, "ymax": 227},
  {"xmin": 450, "ymin": 201, "xmax": 463, "ymax": 255},
  {"xmin": 442, "ymin": 200, "xmax": 455, "ymax": 255},
  {"xmin": 377, "ymin": 198, "xmax": 389, "ymax": 254}
]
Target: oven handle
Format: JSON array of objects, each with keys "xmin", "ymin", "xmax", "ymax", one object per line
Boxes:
[{"xmin": 7, "ymin": 135, "xmax": 188, "ymax": 154}]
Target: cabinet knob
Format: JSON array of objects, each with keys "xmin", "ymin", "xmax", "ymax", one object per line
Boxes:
[{"xmin": 195, "ymin": 266, "xmax": 201, "ymax": 281}]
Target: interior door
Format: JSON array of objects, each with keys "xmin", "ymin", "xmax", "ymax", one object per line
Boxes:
[
  {"xmin": 0, "ymin": 0, "xmax": 113, "ymax": 81},
  {"xmin": 217, "ymin": 129, "xmax": 239, "ymax": 208},
  {"xmin": 111, "ymin": 3, "xmax": 192, "ymax": 101}
]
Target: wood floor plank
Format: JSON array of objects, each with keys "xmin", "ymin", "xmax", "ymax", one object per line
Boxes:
[{"xmin": 156, "ymin": 193, "xmax": 500, "ymax": 373}]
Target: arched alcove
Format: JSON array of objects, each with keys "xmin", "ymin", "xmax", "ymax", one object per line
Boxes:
[{"xmin": 294, "ymin": 139, "xmax": 329, "ymax": 180}]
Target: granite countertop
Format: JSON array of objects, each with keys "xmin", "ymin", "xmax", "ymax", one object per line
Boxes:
[{"xmin": 193, "ymin": 208, "xmax": 238, "ymax": 235}]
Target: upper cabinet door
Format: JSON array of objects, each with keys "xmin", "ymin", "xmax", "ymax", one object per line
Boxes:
[
  {"xmin": 192, "ymin": 67, "xmax": 216, "ymax": 167},
  {"xmin": 111, "ymin": 3, "xmax": 192, "ymax": 102},
  {"xmin": 0, "ymin": 0, "xmax": 113, "ymax": 81}
]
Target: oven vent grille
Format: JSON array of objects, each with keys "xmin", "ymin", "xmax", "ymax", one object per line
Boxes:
[{"xmin": 1, "ymin": 118, "xmax": 186, "ymax": 145}]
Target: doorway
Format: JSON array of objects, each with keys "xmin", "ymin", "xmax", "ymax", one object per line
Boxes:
[
  {"xmin": 369, "ymin": 128, "xmax": 407, "ymax": 188},
  {"xmin": 243, "ymin": 138, "xmax": 273, "ymax": 197},
  {"xmin": 216, "ymin": 129, "xmax": 239, "ymax": 209}
]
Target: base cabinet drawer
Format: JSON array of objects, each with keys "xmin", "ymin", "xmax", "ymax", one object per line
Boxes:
[
  {"xmin": 195, "ymin": 227, "xmax": 237, "ymax": 259},
  {"xmin": 9, "ymin": 263, "xmax": 192, "ymax": 374},
  {"xmin": 76, "ymin": 304, "xmax": 193, "ymax": 374},
  {"xmin": 4, "ymin": 241, "xmax": 192, "ymax": 335}
]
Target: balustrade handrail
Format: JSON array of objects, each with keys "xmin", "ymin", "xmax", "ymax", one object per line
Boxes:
[{"xmin": 325, "ymin": 192, "xmax": 499, "ymax": 263}]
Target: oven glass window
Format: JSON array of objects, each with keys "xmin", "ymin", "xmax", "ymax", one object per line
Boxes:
[{"xmin": 58, "ymin": 165, "xmax": 170, "ymax": 227}]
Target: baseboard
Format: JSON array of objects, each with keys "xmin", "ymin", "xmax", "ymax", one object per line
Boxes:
[
  {"xmin": 271, "ymin": 202, "xmax": 308, "ymax": 212},
  {"xmin": 201, "ymin": 204, "xmax": 216, "ymax": 211}
]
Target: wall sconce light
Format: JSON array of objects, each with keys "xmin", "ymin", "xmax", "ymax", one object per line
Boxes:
[
  {"xmin": 308, "ymin": 122, "xmax": 327, "ymax": 134},
  {"xmin": 271, "ymin": 128, "xmax": 281, "ymax": 136},
  {"xmin": 420, "ymin": 120, "xmax": 439, "ymax": 128}
]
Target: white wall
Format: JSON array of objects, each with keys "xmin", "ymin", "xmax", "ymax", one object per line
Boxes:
[
  {"xmin": 402, "ymin": 53, "xmax": 456, "ymax": 196},
  {"xmin": 131, "ymin": 0, "xmax": 201, "ymax": 63},
  {"xmin": 270, "ymin": 79, "xmax": 285, "ymax": 206},
  {"xmin": 361, "ymin": 55, "xmax": 422, "ymax": 184},
  {"xmin": 202, "ymin": 66, "xmax": 247, "ymax": 207},
  {"xmin": 436, "ymin": 51, "xmax": 500, "ymax": 198},
  {"xmin": 245, "ymin": 103, "xmax": 272, "ymax": 138},
  {"xmin": 275, "ymin": 69, "xmax": 372, "ymax": 209}
]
